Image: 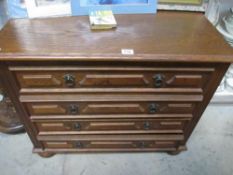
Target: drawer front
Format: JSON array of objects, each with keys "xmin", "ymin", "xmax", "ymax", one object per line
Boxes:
[
  {"xmin": 26, "ymin": 102, "xmax": 195, "ymax": 116},
  {"xmin": 34, "ymin": 118, "xmax": 191, "ymax": 134},
  {"xmin": 42, "ymin": 140, "xmax": 178, "ymax": 150},
  {"xmin": 11, "ymin": 66, "xmax": 214, "ymax": 89},
  {"xmin": 39, "ymin": 134, "xmax": 183, "ymax": 150}
]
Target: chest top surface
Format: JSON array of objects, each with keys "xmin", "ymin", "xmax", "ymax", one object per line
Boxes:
[{"xmin": 0, "ymin": 11, "xmax": 232, "ymax": 62}]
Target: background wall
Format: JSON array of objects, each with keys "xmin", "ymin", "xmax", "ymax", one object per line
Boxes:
[
  {"xmin": 219, "ymin": 0, "xmax": 233, "ymax": 18},
  {"xmin": 1, "ymin": 1, "xmax": 233, "ymax": 32},
  {"xmin": 0, "ymin": 0, "xmax": 7, "ymax": 29}
]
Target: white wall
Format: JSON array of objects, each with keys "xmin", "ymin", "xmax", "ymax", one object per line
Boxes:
[
  {"xmin": 219, "ymin": 0, "xmax": 233, "ymax": 18},
  {"xmin": 0, "ymin": 0, "xmax": 8, "ymax": 29}
]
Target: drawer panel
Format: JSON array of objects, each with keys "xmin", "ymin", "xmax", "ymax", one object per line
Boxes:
[
  {"xmin": 38, "ymin": 134, "xmax": 184, "ymax": 150},
  {"xmin": 43, "ymin": 140, "xmax": 178, "ymax": 150},
  {"xmin": 25, "ymin": 102, "xmax": 195, "ymax": 116},
  {"xmin": 34, "ymin": 118, "xmax": 191, "ymax": 134},
  {"xmin": 11, "ymin": 66, "xmax": 214, "ymax": 89}
]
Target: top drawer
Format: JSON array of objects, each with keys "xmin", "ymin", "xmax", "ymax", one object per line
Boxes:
[{"xmin": 10, "ymin": 66, "xmax": 214, "ymax": 89}]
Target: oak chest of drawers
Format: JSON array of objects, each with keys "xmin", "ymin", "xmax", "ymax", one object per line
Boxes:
[{"xmin": 0, "ymin": 12, "xmax": 233, "ymax": 157}]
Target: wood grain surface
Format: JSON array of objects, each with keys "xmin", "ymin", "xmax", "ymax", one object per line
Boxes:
[{"xmin": 0, "ymin": 12, "xmax": 232, "ymax": 62}]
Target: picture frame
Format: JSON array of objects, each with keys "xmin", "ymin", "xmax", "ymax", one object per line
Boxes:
[
  {"xmin": 25, "ymin": 0, "xmax": 71, "ymax": 18},
  {"xmin": 7, "ymin": 0, "xmax": 28, "ymax": 18},
  {"xmin": 158, "ymin": 0, "xmax": 207, "ymax": 12},
  {"xmin": 71, "ymin": 0, "xmax": 157, "ymax": 16},
  {"xmin": 158, "ymin": 0, "xmax": 202, "ymax": 5}
]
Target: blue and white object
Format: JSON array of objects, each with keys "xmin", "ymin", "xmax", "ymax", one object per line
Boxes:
[
  {"xmin": 7, "ymin": 0, "xmax": 28, "ymax": 18},
  {"xmin": 71, "ymin": 0, "xmax": 157, "ymax": 16}
]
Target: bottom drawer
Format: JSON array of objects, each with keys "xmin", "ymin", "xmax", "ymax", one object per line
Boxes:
[
  {"xmin": 39, "ymin": 134, "xmax": 183, "ymax": 151},
  {"xmin": 43, "ymin": 140, "xmax": 178, "ymax": 150}
]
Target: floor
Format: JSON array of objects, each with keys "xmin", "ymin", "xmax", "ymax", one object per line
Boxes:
[{"xmin": 0, "ymin": 104, "xmax": 233, "ymax": 175}]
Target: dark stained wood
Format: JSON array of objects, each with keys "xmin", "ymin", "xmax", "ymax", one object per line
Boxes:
[
  {"xmin": 25, "ymin": 101, "xmax": 195, "ymax": 115},
  {"xmin": 37, "ymin": 134, "xmax": 184, "ymax": 152},
  {"xmin": 33, "ymin": 118, "xmax": 191, "ymax": 135},
  {"xmin": 0, "ymin": 12, "xmax": 233, "ymax": 62},
  {"xmin": 183, "ymin": 63, "xmax": 230, "ymax": 143},
  {"xmin": 38, "ymin": 152, "xmax": 55, "ymax": 158},
  {"xmin": 0, "ymin": 12, "xmax": 232, "ymax": 157},
  {"xmin": 167, "ymin": 145, "xmax": 187, "ymax": 155},
  {"xmin": 11, "ymin": 66, "xmax": 212, "ymax": 89},
  {"xmin": 42, "ymin": 140, "xmax": 178, "ymax": 150},
  {"xmin": 0, "ymin": 64, "xmax": 42, "ymax": 148}
]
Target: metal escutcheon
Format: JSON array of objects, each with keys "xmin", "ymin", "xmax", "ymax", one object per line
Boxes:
[
  {"xmin": 64, "ymin": 74, "xmax": 76, "ymax": 87},
  {"xmin": 153, "ymin": 74, "xmax": 164, "ymax": 88}
]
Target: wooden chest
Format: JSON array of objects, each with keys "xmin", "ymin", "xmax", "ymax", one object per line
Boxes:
[{"xmin": 0, "ymin": 12, "xmax": 232, "ymax": 157}]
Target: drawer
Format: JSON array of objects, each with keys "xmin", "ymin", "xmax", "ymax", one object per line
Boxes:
[
  {"xmin": 25, "ymin": 101, "xmax": 195, "ymax": 116},
  {"xmin": 10, "ymin": 66, "xmax": 214, "ymax": 89},
  {"xmin": 34, "ymin": 118, "xmax": 191, "ymax": 135},
  {"xmin": 38, "ymin": 134, "xmax": 184, "ymax": 151},
  {"xmin": 42, "ymin": 140, "xmax": 178, "ymax": 150}
]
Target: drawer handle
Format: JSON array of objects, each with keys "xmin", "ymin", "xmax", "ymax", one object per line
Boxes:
[
  {"xmin": 148, "ymin": 103, "xmax": 158, "ymax": 114},
  {"xmin": 68, "ymin": 104, "xmax": 79, "ymax": 115},
  {"xmin": 64, "ymin": 74, "xmax": 76, "ymax": 87},
  {"xmin": 143, "ymin": 121, "xmax": 151, "ymax": 130},
  {"xmin": 73, "ymin": 122, "xmax": 81, "ymax": 131},
  {"xmin": 153, "ymin": 74, "xmax": 164, "ymax": 88},
  {"xmin": 74, "ymin": 141, "xmax": 83, "ymax": 148}
]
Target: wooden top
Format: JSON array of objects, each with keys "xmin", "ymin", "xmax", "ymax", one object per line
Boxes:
[{"xmin": 0, "ymin": 11, "xmax": 232, "ymax": 62}]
